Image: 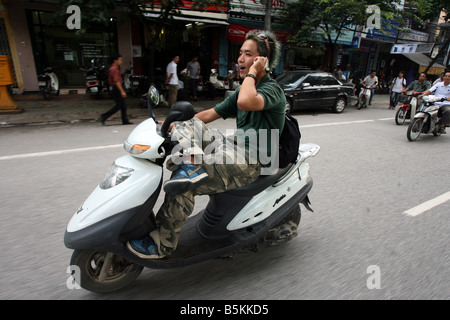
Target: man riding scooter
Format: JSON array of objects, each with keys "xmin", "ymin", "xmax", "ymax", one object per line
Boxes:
[
  {"xmin": 127, "ymin": 30, "xmax": 285, "ymax": 259},
  {"xmin": 401, "ymin": 72, "xmax": 431, "ymax": 118},
  {"xmin": 419, "ymin": 71, "xmax": 450, "ymax": 133}
]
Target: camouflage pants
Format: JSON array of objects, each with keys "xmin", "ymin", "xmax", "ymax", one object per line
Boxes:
[{"xmin": 150, "ymin": 118, "xmax": 261, "ymax": 256}]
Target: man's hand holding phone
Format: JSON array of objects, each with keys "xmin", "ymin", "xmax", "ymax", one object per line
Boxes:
[{"xmin": 250, "ymin": 56, "xmax": 269, "ymax": 77}]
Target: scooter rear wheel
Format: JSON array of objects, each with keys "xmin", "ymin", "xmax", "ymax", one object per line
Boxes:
[{"xmin": 70, "ymin": 249, "xmax": 143, "ymax": 293}]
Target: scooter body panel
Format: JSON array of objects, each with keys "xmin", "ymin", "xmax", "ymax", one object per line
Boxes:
[
  {"xmin": 67, "ymin": 155, "xmax": 162, "ymax": 232},
  {"xmin": 227, "ymin": 162, "xmax": 310, "ymax": 230}
]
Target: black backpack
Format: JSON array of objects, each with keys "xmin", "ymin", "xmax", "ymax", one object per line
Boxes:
[{"xmin": 263, "ymin": 113, "xmax": 301, "ymax": 168}]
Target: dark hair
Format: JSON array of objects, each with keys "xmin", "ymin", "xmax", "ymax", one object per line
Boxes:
[
  {"xmin": 371, "ymin": 70, "xmax": 376, "ymax": 74},
  {"xmin": 109, "ymin": 53, "xmax": 121, "ymax": 64},
  {"xmin": 244, "ymin": 30, "xmax": 281, "ymax": 70}
]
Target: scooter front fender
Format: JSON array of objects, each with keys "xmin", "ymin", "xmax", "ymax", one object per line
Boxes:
[
  {"xmin": 414, "ymin": 112, "xmax": 426, "ymax": 119},
  {"xmin": 67, "ymin": 155, "xmax": 162, "ymax": 233}
]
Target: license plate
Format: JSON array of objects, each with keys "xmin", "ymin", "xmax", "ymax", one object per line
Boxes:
[
  {"xmin": 38, "ymin": 82, "xmax": 46, "ymax": 86},
  {"xmin": 132, "ymin": 81, "xmax": 139, "ymax": 85},
  {"xmin": 90, "ymin": 87, "xmax": 98, "ymax": 93}
]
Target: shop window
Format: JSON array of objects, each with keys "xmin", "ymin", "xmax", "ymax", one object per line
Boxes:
[{"xmin": 26, "ymin": 10, "xmax": 118, "ymax": 87}]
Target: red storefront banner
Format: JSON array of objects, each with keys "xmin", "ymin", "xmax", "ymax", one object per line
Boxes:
[
  {"xmin": 226, "ymin": 24, "xmax": 293, "ymax": 44},
  {"xmin": 147, "ymin": 1, "xmax": 227, "ymax": 13}
]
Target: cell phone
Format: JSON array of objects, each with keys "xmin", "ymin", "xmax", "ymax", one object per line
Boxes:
[{"xmin": 253, "ymin": 58, "xmax": 270, "ymax": 71}]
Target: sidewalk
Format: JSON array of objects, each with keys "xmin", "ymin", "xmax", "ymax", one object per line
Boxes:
[
  {"xmin": 0, "ymin": 92, "xmax": 223, "ymax": 127},
  {"xmin": 0, "ymin": 92, "xmax": 391, "ymax": 127}
]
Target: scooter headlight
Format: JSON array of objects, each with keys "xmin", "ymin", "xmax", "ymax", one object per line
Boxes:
[{"xmin": 99, "ymin": 163, "xmax": 134, "ymax": 189}]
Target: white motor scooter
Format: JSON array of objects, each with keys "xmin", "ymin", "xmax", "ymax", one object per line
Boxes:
[
  {"xmin": 64, "ymin": 86, "xmax": 320, "ymax": 293},
  {"xmin": 209, "ymin": 69, "xmax": 226, "ymax": 93},
  {"xmin": 407, "ymin": 95, "xmax": 448, "ymax": 141},
  {"xmin": 355, "ymin": 85, "xmax": 371, "ymax": 109},
  {"xmin": 37, "ymin": 67, "xmax": 59, "ymax": 100}
]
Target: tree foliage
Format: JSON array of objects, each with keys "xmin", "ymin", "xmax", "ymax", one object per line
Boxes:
[{"xmin": 281, "ymin": 0, "xmax": 447, "ymax": 67}]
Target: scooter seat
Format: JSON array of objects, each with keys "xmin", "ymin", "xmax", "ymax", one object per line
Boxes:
[{"xmin": 224, "ymin": 163, "xmax": 293, "ymax": 197}]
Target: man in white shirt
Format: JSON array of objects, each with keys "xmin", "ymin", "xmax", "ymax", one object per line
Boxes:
[
  {"xmin": 166, "ymin": 55, "xmax": 180, "ymax": 107},
  {"xmin": 361, "ymin": 70, "xmax": 378, "ymax": 105},
  {"xmin": 420, "ymin": 71, "xmax": 450, "ymax": 132},
  {"xmin": 389, "ymin": 71, "xmax": 406, "ymax": 109}
]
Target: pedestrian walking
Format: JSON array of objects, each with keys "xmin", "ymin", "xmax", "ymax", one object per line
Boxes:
[
  {"xmin": 389, "ymin": 71, "xmax": 406, "ymax": 109},
  {"xmin": 166, "ymin": 55, "xmax": 179, "ymax": 108},
  {"xmin": 99, "ymin": 53, "xmax": 132, "ymax": 125},
  {"xmin": 186, "ymin": 56, "xmax": 201, "ymax": 101}
]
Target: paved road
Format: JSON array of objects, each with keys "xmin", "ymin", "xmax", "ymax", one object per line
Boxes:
[{"xmin": 0, "ymin": 102, "xmax": 448, "ymax": 300}]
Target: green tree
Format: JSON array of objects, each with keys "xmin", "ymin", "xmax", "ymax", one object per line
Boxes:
[{"xmin": 281, "ymin": 0, "xmax": 443, "ymax": 69}]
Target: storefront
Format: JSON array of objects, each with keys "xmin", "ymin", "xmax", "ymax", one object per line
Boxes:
[{"xmin": 26, "ymin": 10, "xmax": 118, "ymax": 87}]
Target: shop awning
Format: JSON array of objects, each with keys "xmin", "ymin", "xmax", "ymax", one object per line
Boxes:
[
  {"xmin": 144, "ymin": 12, "xmax": 229, "ymax": 26},
  {"xmin": 402, "ymin": 53, "xmax": 446, "ymax": 75}
]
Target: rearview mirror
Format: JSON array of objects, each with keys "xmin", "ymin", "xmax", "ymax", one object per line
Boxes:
[{"xmin": 147, "ymin": 85, "xmax": 159, "ymax": 121}]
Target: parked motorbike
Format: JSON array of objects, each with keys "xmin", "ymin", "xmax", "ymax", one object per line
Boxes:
[
  {"xmin": 37, "ymin": 67, "xmax": 59, "ymax": 99},
  {"xmin": 64, "ymin": 85, "xmax": 320, "ymax": 293},
  {"xmin": 407, "ymin": 95, "xmax": 447, "ymax": 141},
  {"xmin": 355, "ymin": 85, "xmax": 372, "ymax": 109},
  {"xmin": 225, "ymin": 70, "xmax": 240, "ymax": 91},
  {"xmin": 123, "ymin": 67, "xmax": 147, "ymax": 97},
  {"xmin": 395, "ymin": 91, "xmax": 422, "ymax": 125},
  {"xmin": 81, "ymin": 61, "xmax": 109, "ymax": 99},
  {"xmin": 209, "ymin": 69, "xmax": 226, "ymax": 94}
]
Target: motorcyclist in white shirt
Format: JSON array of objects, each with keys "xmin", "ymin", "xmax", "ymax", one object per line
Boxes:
[
  {"xmin": 360, "ymin": 70, "xmax": 378, "ymax": 105},
  {"xmin": 419, "ymin": 71, "xmax": 450, "ymax": 133}
]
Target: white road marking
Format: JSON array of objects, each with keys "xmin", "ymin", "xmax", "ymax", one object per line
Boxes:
[
  {"xmin": 0, "ymin": 117, "xmax": 395, "ymax": 160},
  {"xmin": 403, "ymin": 191, "xmax": 450, "ymax": 216},
  {"xmin": 301, "ymin": 119, "xmax": 375, "ymax": 128},
  {"xmin": 0, "ymin": 144, "xmax": 122, "ymax": 161}
]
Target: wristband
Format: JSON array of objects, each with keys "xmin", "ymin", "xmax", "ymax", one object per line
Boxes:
[{"xmin": 244, "ymin": 74, "xmax": 257, "ymax": 83}]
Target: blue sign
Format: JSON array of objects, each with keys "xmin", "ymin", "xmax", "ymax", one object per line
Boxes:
[{"xmin": 366, "ymin": 19, "xmax": 398, "ymax": 42}]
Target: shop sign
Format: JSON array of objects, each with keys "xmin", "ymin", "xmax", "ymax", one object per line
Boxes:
[
  {"xmin": 390, "ymin": 43, "xmax": 434, "ymax": 54},
  {"xmin": 226, "ymin": 23, "xmax": 292, "ymax": 43},
  {"xmin": 366, "ymin": 19, "xmax": 398, "ymax": 42},
  {"xmin": 398, "ymin": 29, "xmax": 429, "ymax": 42}
]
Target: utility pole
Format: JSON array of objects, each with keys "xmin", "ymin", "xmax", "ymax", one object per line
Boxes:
[{"xmin": 261, "ymin": 0, "xmax": 272, "ymax": 31}]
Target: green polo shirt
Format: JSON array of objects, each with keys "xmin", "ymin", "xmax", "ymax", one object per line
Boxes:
[
  {"xmin": 214, "ymin": 74, "xmax": 286, "ymax": 164},
  {"xmin": 407, "ymin": 80, "xmax": 431, "ymax": 92}
]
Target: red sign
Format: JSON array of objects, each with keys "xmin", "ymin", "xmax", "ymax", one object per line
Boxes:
[
  {"xmin": 226, "ymin": 24, "xmax": 292, "ymax": 44},
  {"xmin": 147, "ymin": 1, "xmax": 227, "ymax": 13}
]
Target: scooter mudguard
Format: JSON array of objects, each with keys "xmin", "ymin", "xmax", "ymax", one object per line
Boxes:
[
  {"xmin": 414, "ymin": 112, "xmax": 426, "ymax": 119},
  {"xmin": 65, "ymin": 155, "xmax": 162, "ymax": 250}
]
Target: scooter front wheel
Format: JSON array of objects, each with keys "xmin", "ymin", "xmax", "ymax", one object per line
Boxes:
[
  {"xmin": 70, "ymin": 249, "xmax": 143, "ymax": 293},
  {"xmin": 395, "ymin": 107, "xmax": 407, "ymax": 125},
  {"xmin": 407, "ymin": 118, "xmax": 424, "ymax": 141}
]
